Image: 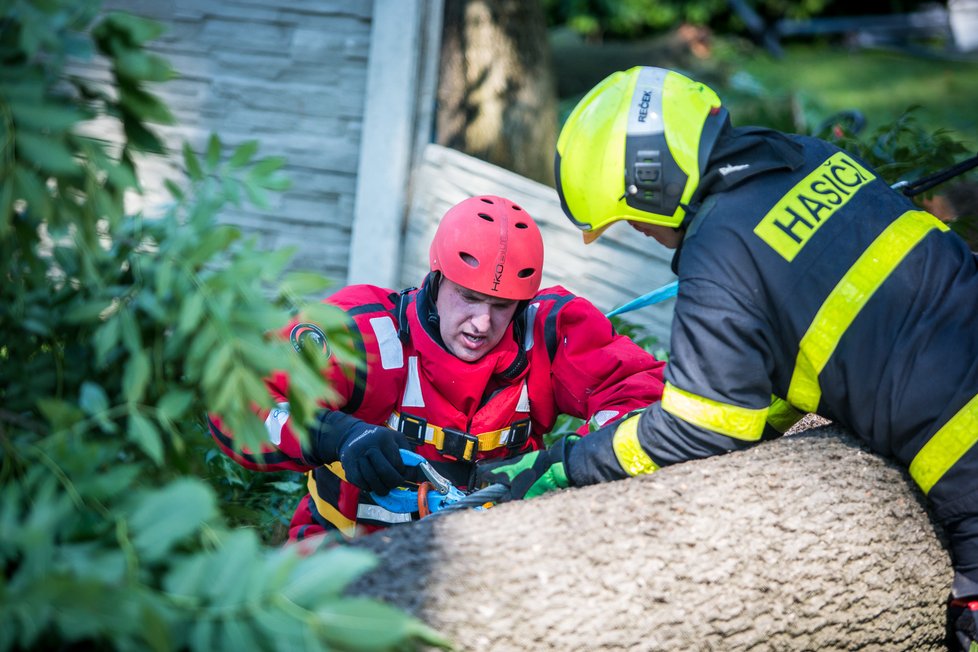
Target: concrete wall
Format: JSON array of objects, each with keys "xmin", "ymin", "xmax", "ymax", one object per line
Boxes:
[{"xmin": 94, "ymin": 0, "xmax": 375, "ymax": 283}]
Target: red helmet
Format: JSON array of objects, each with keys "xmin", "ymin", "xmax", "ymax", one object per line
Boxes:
[{"xmin": 429, "ymin": 195, "xmax": 544, "ymax": 300}]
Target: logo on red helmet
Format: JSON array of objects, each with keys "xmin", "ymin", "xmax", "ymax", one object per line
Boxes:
[{"xmin": 289, "ymin": 323, "xmax": 330, "ymax": 357}]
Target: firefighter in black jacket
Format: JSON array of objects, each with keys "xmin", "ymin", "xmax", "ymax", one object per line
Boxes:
[{"xmin": 476, "ymin": 66, "xmax": 978, "ymax": 650}]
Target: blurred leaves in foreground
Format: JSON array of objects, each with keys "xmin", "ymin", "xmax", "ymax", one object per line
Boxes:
[{"xmin": 0, "ymin": 1, "xmax": 449, "ymax": 650}]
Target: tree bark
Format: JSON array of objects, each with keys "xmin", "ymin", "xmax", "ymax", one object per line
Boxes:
[
  {"xmin": 351, "ymin": 424, "xmax": 952, "ymax": 651},
  {"xmin": 437, "ymin": 0, "xmax": 557, "ymax": 186}
]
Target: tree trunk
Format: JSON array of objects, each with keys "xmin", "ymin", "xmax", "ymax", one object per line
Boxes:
[
  {"xmin": 437, "ymin": 0, "xmax": 557, "ymax": 186},
  {"xmin": 351, "ymin": 424, "xmax": 951, "ymax": 651}
]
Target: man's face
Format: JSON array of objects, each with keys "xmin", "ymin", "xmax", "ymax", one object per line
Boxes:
[
  {"xmin": 435, "ymin": 277, "xmax": 519, "ymax": 362},
  {"xmin": 627, "ymin": 220, "xmax": 684, "ymax": 249}
]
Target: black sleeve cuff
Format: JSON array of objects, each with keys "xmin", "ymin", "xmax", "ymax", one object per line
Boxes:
[{"xmin": 566, "ymin": 421, "xmax": 629, "ymax": 487}]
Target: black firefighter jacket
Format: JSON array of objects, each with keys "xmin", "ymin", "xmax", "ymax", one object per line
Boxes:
[{"xmin": 570, "ymin": 128, "xmax": 978, "ymax": 581}]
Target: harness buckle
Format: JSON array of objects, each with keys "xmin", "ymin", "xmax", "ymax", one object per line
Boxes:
[
  {"xmin": 506, "ymin": 419, "xmax": 531, "ymax": 449},
  {"xmin": 397, "ymin": 413, "xmax": 427, "ymax": 446},
  {"xmin": 441, "ymin": 427, "xmax": 479, "ymax": 462}
]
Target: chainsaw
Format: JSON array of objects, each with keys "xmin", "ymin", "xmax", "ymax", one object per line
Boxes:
[{"xmin": 371, "ymin": 449, "xmax": 506, "ymax": 517}]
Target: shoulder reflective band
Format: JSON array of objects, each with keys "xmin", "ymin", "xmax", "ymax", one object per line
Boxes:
[
  {"xmin": 611, "ymin": 413, "xmax": 659, "ymax": 476},
  {"xmin": 910, "ymin": 392, "xmax": 978, "ymax": 495},
  {"xmin": 767, "ymin": 396, "xmax": 804, "ymax": 434},
  {"xmin": 661, "ymin": 382, "xmax": 767, "ymax": 441},
  {"xmin": 787, "ymin": 210, "xmax": 949, "ymax": 411}
]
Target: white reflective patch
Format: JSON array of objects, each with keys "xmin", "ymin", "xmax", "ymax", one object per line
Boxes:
[
  {"xmin": 357, "ymin": 504, "xmax": 413, "ymax": 524},
  {"xmin": 719, "ymin": 163, "xmax": 749, "ymax": 176},
  {"xmin": 517, "ymin": 381, "xmax": 530, "ymax": 412},
  {"xmin": 264, "ymin": 402, "xmax": 290, "ymax": 445},
  {"xmin": 524, "ymin": 302, "xmax": 538, "ymax": 350},
  {"xmin": 627, "ymin": 66, "xmax": 668, "ymax": 137},
  {"xmin": 401, "ymin": 356, "xmax": 425, "ymax": 407},
  {"xmin": 369, "ymin": 316, "xmax": 404, "ymax": 370},
  {"xmin": 593, "ymin": 410, "xmax": 620, "ymax": 428}
]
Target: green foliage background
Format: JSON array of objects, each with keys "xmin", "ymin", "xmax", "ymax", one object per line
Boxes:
[{"xmin": 0, "ymin": 1, "xmax": 449, "ymax": 649}]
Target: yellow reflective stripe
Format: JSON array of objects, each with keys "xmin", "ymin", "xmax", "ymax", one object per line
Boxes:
[
  {"xmin": 661, "ymin": 382, "xmax": 767, "ymax": 441},
  {"xmin": 307, "ymin": 468, "xmax": 356, "ymax": 537},
  {"xmin": 611, "ymin": 414, "xmax": 659, "ymax": 476},
  {"xmin": 767, "ymin": 396, "xmax": 804, "ymax": 434},
  {"xmin": 788, "ymin": 210, "xmax": 948, "ymax": 411},
  {"xmin": 909, "ymin": 393, "xmax": 978, "ymax": 495}
]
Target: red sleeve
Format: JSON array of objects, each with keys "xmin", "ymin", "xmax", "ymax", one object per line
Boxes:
[
  {"xmin": 548, "ymin": 293, "xmax": 665, "ymax": 431},
  {"xmin": 207, "ymin": 293, "xmax": 368, "ymax": 472}
]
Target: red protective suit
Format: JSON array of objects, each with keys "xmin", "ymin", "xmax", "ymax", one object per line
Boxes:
[{"xmin": 209, "ymin": 276, "xmax": 665, "ymax": 540}]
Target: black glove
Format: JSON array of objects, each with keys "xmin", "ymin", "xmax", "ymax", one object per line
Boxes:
[
  {"xmin": 947, "ymin": 595, "xmax": 978, "ymax": 651},
  {"xmin": 310, "ymin": 410, "xmax": 413, "ymax": 495},
  {"xmin": 474, "ymin": 435, "xmax": 579, "ymax": 502}
]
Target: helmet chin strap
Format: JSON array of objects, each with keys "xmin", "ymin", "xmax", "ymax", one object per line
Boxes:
[{"xmin": 421, "ymin": 271, "xmax": 442, "ymax": 334}]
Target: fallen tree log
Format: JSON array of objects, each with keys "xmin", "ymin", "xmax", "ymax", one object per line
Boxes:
[{"xmin": 350, "ymin": 423, "xmax": 952, "ymax": 651}]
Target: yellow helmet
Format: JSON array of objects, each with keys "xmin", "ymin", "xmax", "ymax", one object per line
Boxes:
[{"xmin": 555, "ymin": 66, "xmax": 727, "ymax": 243}]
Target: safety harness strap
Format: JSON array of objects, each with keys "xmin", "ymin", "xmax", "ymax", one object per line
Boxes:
[{"xmin": 387, "ymin": 411, "xmax": 531, "ymax": 462}]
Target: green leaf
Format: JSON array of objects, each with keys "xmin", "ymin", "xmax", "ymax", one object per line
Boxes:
[
  {"xmin": 281, "ymin": 271, "xmax": 331, "ymax": 298},
  {"xmin": 123, "ymin": 117, "xmax": 166, "ymax": 154},
  {"xmin": 202, "ymin": 343, "xmax": 234, "ymax": 391},
  {"xmin": 123, "ymin": 350, "xmax": 151, "ymax": 403},
  {"xmin": 249, "ymin": 156, "xmax": 286, "ymax": 178},
  {"xmin": 119, "ymin": 309, "xmax": 143, "ymax": 353},
  {"xmin": 9, "ymin": 100, "xmax": 87, "ymax": 132},
  {"xmin": 119, "ymin": 86, "xmax": 175, "ymax": 125},
  {"xmin": 64, "ymin": 299, "xmax": 114, "ymax": 324},
  {"xmin": 228, "ymin": 140, "xmax": 259, "ymax": 168},
  {"xmin": 243, "ymin": 182, "xmax": 269, "ymax": 210},
  {"xmin": 177, "ymin": 292, "xmax": 206, "ymax": 333},
  {"xmin": 36, "ymin": 398, "xmax": 85, "ymax": 431},
  {"xmin": 215, "ymin": 619, "xmax": 257, "ymax": 652},
  {"xmin": 15, "ymin": 131, "xmax": 80, "ymax": 174},
  {"xmin": 129, "ymin": 410, "xmax": 163, "ymax": 464},
  {"xmin": 0, "ymin": 176, "xmax": 12, "ymax": 236},
  {"xmin": 205, "ymin": 134, "xmax": 221, "ymax": 171},
  {"xmin": 157, "ymin": 389, "xmax": 194, "ymax": 421},
  {"xmin": 128, "ymin": 479, "xmax": 217, "ymax": 562},
  {"xmin": 115, "ymin": 50, "xmax": 174, "ymax": 83},
  {"xmin": 282, "ymin": 547, "xmax": 376, "ymax": 604},
  {"xmin": 94, "ymin": 317, "xmax": 122, "ymax": 366},
  {"xmin": 315, "ymin": 598, "xmax": 452, "ymax": 651},
  {"xmin": 100, "ymin": 11, "xmax": 167, "ymax": 47},
  {"xmin": 79, "ymin": 381, "xmax": 110, "ymax": 416},
  {"xmin": 13, "ymin": 165, "xmax": 53, "ymax": 221},
  {"xmin": 164, "ymin": 178, "xmax": 184, "ymax": 200},
  {"xmin": 258, "ymin": 174, "xmax": 291, "ymax": 192},
  {"xmin": 183, "ymin": 142, "xmax": 203, "ymax": 181}
]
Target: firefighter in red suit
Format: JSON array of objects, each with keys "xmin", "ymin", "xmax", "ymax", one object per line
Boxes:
[{"xmin": 209, "ymin": 195, "xmax": 665, "ymax": 540}]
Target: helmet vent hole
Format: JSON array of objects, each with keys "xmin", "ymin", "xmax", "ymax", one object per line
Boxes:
[
  {"xmin": 477, "ymin": 213, "xmax": 494, "ymax": 222},
  {"xmin": 511, "ymin": 204, "xmax": 523, "ymax": 211},
  {"xmin": 514, "ymin": 222, "xmax": 528, "ymax": 229},
  {"xmin": 480, "ymin": 197, "xmax": 494, "ymax": 204},
  {"xmin": 517, "ymin": 268, "xmax": 535, "ymax": 279},
  {"xmin": 459, "ymin": 252, "xmax": 479, "ymax": 268}
]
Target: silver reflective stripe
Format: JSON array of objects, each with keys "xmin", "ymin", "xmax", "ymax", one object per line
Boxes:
[
  {"xmin": 264, "ymin": 402, "xmax": 290, "ymax": 445},
  {"xmin": 369, "ymin": 315, "xmax": 404, "ymax": 370},
  {"xmin": 627, "ymin": 66, "xmax": 667, "ymax": 137},
  {"xmin": 386, "ymin": 412, "xmax": 436, "ymax": 445},
  {"xmin": 357, "ymin": 503, "xmax": 413, "ymax": 524},
  {"xmin": 516, "ymin": 381, "xmax": 530, "ymax": 413},
  {"xmin": 593, "ymin": 409, "xmax": 620, "ymax": 428},
  {"xmin": 524, "ymin": 302, "xmax": 539, "ymax": 350},
  {"xmin": 401, "ymin": 356, "xmax": 424, "ymax": 407}
]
